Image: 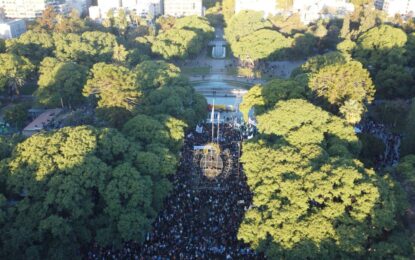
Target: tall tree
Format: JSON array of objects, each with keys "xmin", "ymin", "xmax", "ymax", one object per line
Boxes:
[
  {"xmin": 35, "ymin": 57, "xmax": 87, "ymax": 108},
  {"xmin": 83, "ymin": 63, "xmax": 140, "ymax": 125},
  {"xmin": 308, "ymin": 60, "xmax": 375, "ymax": 124},
  {"xmin": 0, "ymin": 53, "xmax": 34, "ymax": 96}
]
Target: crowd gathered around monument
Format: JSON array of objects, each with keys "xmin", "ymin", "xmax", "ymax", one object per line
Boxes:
[{"xmin": 87, "ymin": 123, "xmax": 261, "ymax": 259}]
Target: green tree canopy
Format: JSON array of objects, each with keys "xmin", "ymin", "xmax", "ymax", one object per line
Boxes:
[
  {"xmin": 0, "ymin": 126, "xmax": 179, "ymax": 258},
  {"xmin": 240, "ymin": 78, "xmax": 307, "ymax": 121},
  {"xmin": 225, "ymin": 11, "xmax": 293, "ymax": 62},
  {"xmin": 238, "ymin": 99, "xmax": 411, "ymax": 259},
  {"xmin": 151, "ymin": 16, "xmax": 214, "ymax": 60},
  {"xmin": 308, "ymin": 60, "xmax": 375, "ymax": 123},
  {"xmin": 354, "ymin": 25, "xmax": 408, "ymax": 71},
  {"xmin": 0, "ymin": 53, "xmax": 34, "ymax": 96},
  {"xmin": 6, "ymin": 31, "xmax": 54, "ymax": 64},
  {"xmin": 53, "ymin": 31, "xmax": 118, "ymax": 65},
  {"xmin": 35, "ymin": 57, "xmax": 87, "ymax": 108}
]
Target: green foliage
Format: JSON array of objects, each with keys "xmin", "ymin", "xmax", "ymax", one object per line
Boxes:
[
  {"xmin": 308, "ymin": 60, "xmax": 375, "ymax": 123},
  {"xmin": 3, "ymin": 103, "xmax": 29, "ymax": 129},
  {"xmin": 239, "ymin": 99, "xmax": 411, "ymax": 259},
  {"xmin": 354, "ymin": 25, "xmax": 409, "ymax": 89},
  {"xmin": 83, "ymin": 63, "xmax": 139, "ymax": 111},
  {"xmin": 357, "ymin": 25, "xmax": 407, "ymax": 50},
  {"xmin": 225, "ymin": 11, "xmax": 293, "ymax": 61},
  {"xmin": 0, "ymin": 53, "xmax": 34, "ymax": 96},
  {"xmin": 358, "ymin": 133, "xmax": 385, "ymax": 167},
  {"xmin": 152, "ymin": 16, "xmax": 214, "ymax": 60},
  {"xmin": 0, "ymin": 135, "xmax": 22, "ymax": 160},
  {"xmin": 269, "ymin": 13, "xmax": 306, "ymax": 36},
  {"xmin": 53, "ymin": 31, "xmax": 118, "ymax": 66},
  {"xmin": 35, "ymin": 57, "xmax": 87, "ymax": 108},
  {"xmin": 0, "ymin": 126, "xmax": 178, "ymax": 258},
  {"xmin": 134, "ymin": 60, "xmax": 181, "ymax": 93},
  {"xmin": 397, "ymin": 155, "xmax": 415, "ymax": 190},
  {"xmin": 6, "ymin": 31, "xmax": 54, "ymax": 64},
  {"xmin": 402, "ymin": 99, "xmax": 415, "ymax": 156},
  {"xmin": 222, "ymin": 0, "xmax": 235, "ymax": 24},
  {"xmin": 375, "ymin": 64, "xmax": 415, "ymax": 99},
  {"xmin": 0, "ymin": 39, "xmax": 5, "ymax": 53},
  {"xmin": 294, "ymin": 51, "xmax": 346, "ymax": 75}
]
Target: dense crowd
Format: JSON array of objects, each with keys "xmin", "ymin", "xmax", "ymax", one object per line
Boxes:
[
  {"xmin": 86, "ymin": 123, "xmax": 260, "ymax": 259},
  {"xmin": 357, "ymin": 119, "xmax": 401, "ymax": 168}
]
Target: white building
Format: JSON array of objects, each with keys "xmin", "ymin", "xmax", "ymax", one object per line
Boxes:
[
  {"xmin": 235, "ymin": 0, "xmax": 278, "ymax": 17},
  {"xmin": 65, "ymin": 0, "xmax": 91, "ymax": 15},
  {"xmin": 137, "ymin": 0, "xmax": 162, "ymax": 18},
  {"xmin": 0, "ymin": 0, "xmax": 90, "ymax": 19},
  {"xmin": 163, "ymin": 0, "xmax": 203, "ymax": 17},
  {"xmin": 377, "ymin": 0, "xmax": 415, "ymax": 17},
  {"xmin": 293, "ymin": 0, "xmax": 354, "ymax": 24},
  {"xmin": 0, "ymin": 19, "xmax": 26, "ymax": 38},
  {"xmin": 0, "ymin": 0, "xmax": 56, "ymax": 19},
  {"xmin": 97, "ymin": 0, "xmax": 121, "ymax": 16}
]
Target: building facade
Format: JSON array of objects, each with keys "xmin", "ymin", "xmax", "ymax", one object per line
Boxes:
[
  {"xmin": 0, "ymin": 0, "xmax": 90, "ymax": 19},
  {"xmin": 293, "ymin": 0, "xmax": 354, "ymax": 24},
  {"xmin": 0, "ymin": 0, "xmax": 55, "ymax": 19},
  {"xmin": 163, "ymin": 0, "xmax": 203, "ymax": 17},
  {"xmin": 378, "ymin": 0, "xmax": 415, "ymax": 16},
  {"xmin": 0, "ymin": 19, "xmax": 26, "ymax": 38},
  {"xmin": 137, "ymin": 0, "xmax": 162, "ymax": 18},
  {"xmin": 235, "ymin": 0, "xmax": 278, "ymax": 17}
]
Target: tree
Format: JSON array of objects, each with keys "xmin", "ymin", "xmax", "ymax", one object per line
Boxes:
[
  {"xmin": 54, "ymin": 10, "xmax": 89, "ymax": 34},
  {"xmin": 355, "ymin": 25, "xmax": 408, "ymax": 71},
  {"xmin": 54, "ymin": 31, "xmax": 118, "ymax": 65},
  {"xmin": 222, "ymin": 0, "xmax": 235, "ymax": 24},
  {"xmin": 151, "ymin": 16, "xmax": 213, "ymax": 60},
  {"xmin": 152, "ymin": 28, "xmax": 200, "ymax": 59},
  {"xmin": 225, "ymin": 11, "xmax": 293, "ymax": 62},
  {"xmin": 230, "ymin": 29, "xmax": 293, "ymax": 61},
  {"xmin": 402, "ymin": 99, "xmax": 415, "ymax": 156},
  {"xmin": 156, "ymin": 16, "xmax": 176, "ymax": 31},
  {"xmin": 3, "ymin": 103, "xmax": 29, "ymax": 129},
  {"xmin": 375, "ymin": 64, "xmax": 415, "ymax": 99},
  {"xmin": 112, "ymin": 44, "xmax": 129, "ymax": 65},
  {"xmin": 6, "ymin": 31, "xmax": 54, "ymax": 64},
  {"xmin": 134, "ymin": 60, "xmax": 181, "ymax": 93},
  {"xmin": 35, "ymin": 57, "xmax": 87, "ymax": 108},
  {"xmin": 35, "ymin": 5, "xmax": 57, "ymax": 31},
  {"xmin": 268, "ymin": 13, "xmax": 305, "ymax": 35},
  {"xmin": 308, "ymin": 60, "xmax": 375, "ymax": 123},
  {"xmin": 0, "ymin": 53, "xmax": 34, "ymax": 96},
  {"xmin": 340, "ymin": 15, "xmax": 351, "ymax": 39},
  {"xmin": 238, "ymin": 99, "xmax": 411, "ymax": 259},
  {"xmin": 0, "ymin": 126, "xmax": 178, "ymax": 258},
  {"xmin": 83, "ymin": 63, "xmax": 140, "ymax": 125},
  {"xmin": 0, "ymin": 39, "xmax": 5, "ymax": 53}
]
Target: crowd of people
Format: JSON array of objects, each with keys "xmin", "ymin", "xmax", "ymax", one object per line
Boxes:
[
  {"xmin": 87, "ymin": 123, "xmax": 260, "ymax": 259},
  {"xmin": 357, "ymin": 119, "xmax": 401, "ymax": 168}
]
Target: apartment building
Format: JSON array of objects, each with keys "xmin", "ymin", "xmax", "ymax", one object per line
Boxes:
[
  {"xmin": 0, "ymin": 18, "xmax": 26, "ymax": 38},
  {"xmin": 235, "ymin": 0, "xmax": 278, "ymax": 17},
  {"xmin": 0, "ymin": 0, "xmax": 90, "ymax": 19},
  {"xmin": 163, "ymin": 0, "xmax": 203, "ymax": 17},
  {"xmin": 376, "ymin": 0, "xmax": 415, "ymax": 16}
]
